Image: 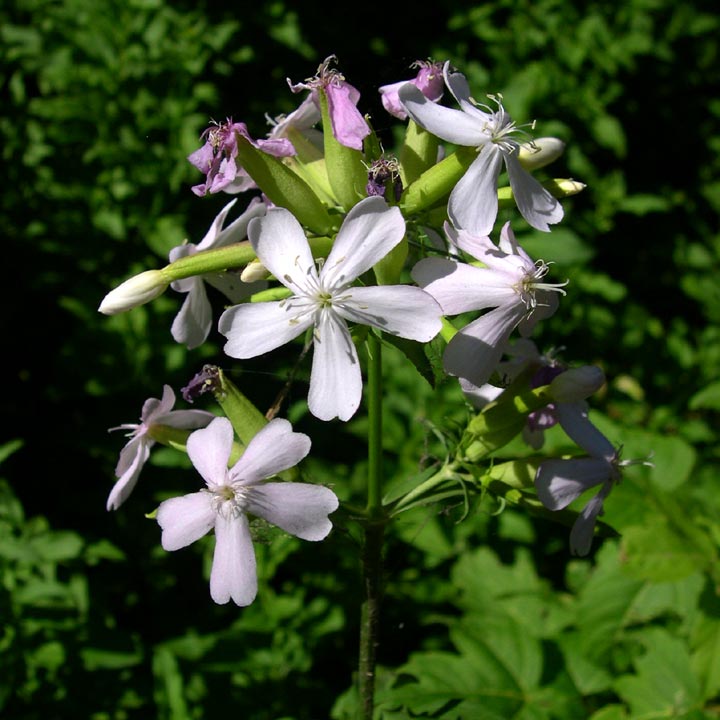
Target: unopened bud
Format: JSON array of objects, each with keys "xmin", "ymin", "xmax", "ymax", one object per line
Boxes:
[
  {"xmin": 98, "ymin": 270, "xmax": 168, "ymax": 315},
  {"xmin": 518, "ymin": 137, "xmax": 566, "ymax": 170},
  {"xmin": 549, "ymin": 366, "xmax": 605, "ymax": 402},
  {"xmin": 240, "ymin": 259, "xmax": 270, "ymax": 283},
  {"xmin": 544, "ymin": 178, "xmax": 587, "ymax": 197}
]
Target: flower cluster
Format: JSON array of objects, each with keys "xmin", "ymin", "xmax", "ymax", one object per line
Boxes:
[{"xmin": 99, "ymin": 54, "xmax": 645, "ymax": 602}]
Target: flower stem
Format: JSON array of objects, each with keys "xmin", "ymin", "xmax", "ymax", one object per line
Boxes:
[{"xmin": 358, "ymin": 332, "xmax": 385, "ymax": 719}]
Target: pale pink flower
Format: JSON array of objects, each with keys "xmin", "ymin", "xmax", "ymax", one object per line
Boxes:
[{"xmin": 379, "ymin": 60, "xmax": 445, "ymax": 120}]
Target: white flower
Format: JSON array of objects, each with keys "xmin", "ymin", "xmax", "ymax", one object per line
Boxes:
[
  {"xmin": 219, "ymin": 196, "xmax": 443, "ymax": 421},
  {"xmin": 535, "ymin": 403, "xmax": 652, "ymax": 556},
  {"xmin": 398, "ymin": 62, "xmax": 563, "ymax": 236},
  {"xmin": 156, "ymin": 417, "xmax": 338, "ymax": 606},
  {"xmin": 107, "ymin": 385, "xmax": 214, "ymax": 511},
  {"xmin": 169, "ymin": 198, "xmax": 267, "ymax": 349},
  {"xmin": 412, "ymin": 222, "xmax": 566, "ymax": 387}
]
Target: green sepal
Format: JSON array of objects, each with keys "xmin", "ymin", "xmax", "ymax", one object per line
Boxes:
[
  {"xmin": 399, "ymin": 120, "xmax": 439, "ymax": 187},
  {"xmin": 161, "ymin": 241, "xmax": 257, "ymax": 283},
  {"xmin": 373, "ymin": 237, "xmax": 407, "ymax": 285},
  {"xmin": 284, "ymin": 127, "xmax": 337, "ymax": 205},
  {"xmin": 212, "ymin": 369, "xmax": 299, "ymax": 480},
  {"xmin": 250, "ymin": 286, "xmax": 293, "ymax": 303},
  {"xmin": 463, "ymin": 384, "xmax": 553, "ymax": 461},
  {"xmin": 319, "ymin": 89, "xmax": 367, "ymax": 212},
  {"xmin": 234, "ymin": 133, "xmax": 333, "ymax": 235},
  {"xmin": 400, "ymin": 146, "xmax": 476, "ymax": 216},
  {"xmin": 212, "ymin": 368, "xmax": 267, "ymax": 446}
]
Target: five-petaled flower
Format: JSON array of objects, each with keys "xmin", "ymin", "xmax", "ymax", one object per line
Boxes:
[
  {"xmin": 412, "ymin": 222, "xmax": 566, "ymax": 388},
  {"xmin": 219, "ymin": 196, "xmax": 443, "ymax": 421},
  {"xmin": 107, "ymin": 385, "xmax": 214, "ymax": 511},
  {"xmin": 169, "ymin": 198, "xmax": 267, "ymax": 349},
  {"xmin": 535, "ymin": 402, "xmax": 652, "ymax": 556},
  {"xmin": 399, "ymin": 61, "xmax": 563, "ymax": 236},
  {"xmin": 156, "ymin": 416, "xmax": 339, "ymax": 606}
]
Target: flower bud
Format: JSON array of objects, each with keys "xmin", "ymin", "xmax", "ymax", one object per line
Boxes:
[
  {"xmin": 549, "ymin": 366, "xmax": 605, "ymax": 403},
  {"xmin": 240, "ymin": 259, "xmax": 270, "ymax": 283},
  {"xmin": 517, "ymin": 137, "xmax": 565, "ymax": 170},
  {"xmin": 98, "ymin": 270, "xmax": 168, "ymax": 315}
]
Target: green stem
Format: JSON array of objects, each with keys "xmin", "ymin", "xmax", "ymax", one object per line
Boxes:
[{"xmin": 358, "ymin": 332, "xmax": 385, "ymax": 719}]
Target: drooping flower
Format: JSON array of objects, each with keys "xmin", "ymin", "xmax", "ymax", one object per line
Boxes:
[
  {"xmin": 379, "ymin": 60, "xmax": 445, "ymax": 120},
  {"xmin": 535, "ymin": 403, "xmax": 652, "ymax": 555},
  {"xmin": 398, "ymin": 62, "xmax": 563, "ymax": 236},
  {"xmin": 188, "ymin": 118, "xmax": 295, "ymax": 197},
  {"xmin": 156, "ymin": 416, "xmax": 338, "ymax": 606},
  {"xmin": 107, "ymin": 385, "xmax": 214, "ymax": 511},
  {"xmin": 412, "ymin": 222, "xmax": 566, "ymax": 387},
  {"xmin": 219, "ymin": 196, "xmax": 443, "ymax": 421},
  {"xmin": 288, "ymin": 55, "xmax": 370, "ymax": 151},
  {"xmin": 169, "ymin": 198, "xmax": 267, "ymax": 349}
]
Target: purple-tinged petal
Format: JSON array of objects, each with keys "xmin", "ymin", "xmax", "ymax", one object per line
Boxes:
[
  {"xmin": 322, "ymin": 197, "xmax": 405, "ymax": 288},
  {"xmin": 142, "ymin": 385, "xmax": 175, "ymax": 422},
  {"xmin": 157, "ymin": 409, "xmax": 215, "ymax": 430},
  {"xmin": 379, "ymin": 80, "xmax": 412, "ymax": 119},
  {"xmin": 107, "ymin": 437, "xmax": 151, "ymax": 511},
  {"xmin": 570, "ymin": 486, "xmax": 610, "ymax": 556},
  {"xmin": 535, "ymin": 457, "xmax": 610, "ymax": 510},
  {"xmin": 337, "ymin": 285, "xmax": 442, "ymax": 342},
  {"xmin": 308, "ymin": 310, "xmax": 361, "ymax": 422},
  {"xmin": 246, "ymin": 482, "xmax": 338, "ymax": 541},
  {"xmin": 188, "ymin": 143, "xmax": 214, "ymax": 173},
  {"xmin": 248, "ymin": 209, "xmax": 317, "ymax": 295},
  {"xmin": 411, "ymin": 257, "xmax": 518, "ymax": 314},
  {"xmin": 156, "ymin": 491, "xmax": 215, "ymax": 550},
  {"xmin": 325, "ymin": 82, "xmax": 370, "ymax": 150},
  {"xmin": 555, "ymin": 403, "xmax": 616, "ymax": 460},
  {"xmin": 219, "ymin": 300, "xmax": 312, "ymax": 359},
  {"xmin": 398, "ymin": 83, "xmax": 489, "ymax": 146},
  {"xmin": 230, "ymin": 418, "xmax": 311, "ymax": 486},
  {"xmin": 171, "ymin": 279, "xmax": 212, "ymax": 349},
  {"xmin": 505, "ymin": 153, "xmax": 563, "ymax": 232},
  {"xmin": 186, "ymin": 417, "xmax": 234, "ymax": 487},
  {"xmin": 448, "ymin": 146, "xmax": 504, "ymax": 236},
  {"xmin": 210, "ymin": 513, "xmax": 257, "ymax": 606},
  {"xmin": 443, "ymin": 302, "xmax": 527, "ymax": 386}
]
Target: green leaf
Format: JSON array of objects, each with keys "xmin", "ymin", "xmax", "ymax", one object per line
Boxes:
[{"xmin": 689, "ymin": 380, "xmax": 720, "ymax": 411}]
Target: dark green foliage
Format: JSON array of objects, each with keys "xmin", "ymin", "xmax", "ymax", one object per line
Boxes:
[{"xmin": 3, "ymin": 0, "xmax": 720, "ymax": 717}]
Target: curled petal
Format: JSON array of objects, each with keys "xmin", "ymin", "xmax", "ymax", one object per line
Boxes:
[
  {"xmin": 231, "ymin": 418, "xmax": 311, "ymax": 486},
  {"xmin": 246, "ymin": 482, "xmax": 338, "ymax": 541},
  {"xmin": 324, "ymin": 82, "xmax": 370, "ymax": 150},
  {"xmin": 142, "ymin": 385, "xmax": 175, "ymax": 423},
  {"xmin": 308, "ymin": 310, "xmax": 361, "ymax": 421},
  {"xmin": 210, "ymin": 513, "xmax": 257, "ymax": 606},
  {"xmin": 448, "ymin": 146, "xmax": 504, "ymax": 236},
  {"xmin": 505, "ymin": 153, "xmax": 563, "ymax": 232},
  {"xmin": 171, "ymin": 279, "xmax": 212, "ymax": 349},
  {"xmin": 156, "ymin": 492, "xmax": 215, "ymax": 550},
  {"xmin": 443, "ymin": 302, "xmax": 527, "ymax": 386},
  {"xmin": 570, "ymin": 487, "xmax": 610, "ymax": 556},
  {"xmin": 187, "ymin": 417, "xmax": 234, "ymax": 487},
  {"xmin": 337, "ymin": 285, "xmax": 442, "ymax": 342},
  {"xmin": 535, "ymin": 457, "xmax": 611, "ymax": 510},
  {"xmin": 107, "ymin": 437, "xmax": 151, "ymax": 511},
  {"xmin": 219, "ymin": 300, "xmax": 312, "ymax": 359}
]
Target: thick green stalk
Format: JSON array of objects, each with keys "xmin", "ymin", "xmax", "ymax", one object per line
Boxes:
[{"xmin": 358, "ymin": 332, "xmax": 385, "ymax": 719}]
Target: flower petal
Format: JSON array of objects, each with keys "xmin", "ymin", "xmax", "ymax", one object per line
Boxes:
[
  {"xmin": 556, "ymin": 403, "xmax": 616, "ymax": 460},
  {"xmin": 322, "ymin": 197, "xmax": 405, "ymax": 288},
  {"xmin": 143, "ymin": 385, "xmax": 175, "ymax": 422},
  {"xmin": 443, "ymin": 302, "xmax": 527, "ymax": 386},
  {"xmin": 219, "ymin": 300, "xmax": 312, "ymax": 359},
  {"xmin": 210, "ymin": 513, "xmax": 257, "ymax": 606},
  {"xmin": 187, "ymin": 417, "xmax": 234, "ymax": 487},
  {"xmin": 171, "ymin": 279, "xmax": 212, "ymax": 349},
  {"xmin": 308, "ymin": 310, "xmax": 361, "ymax": 421},
  {"xmin": 412, "ymin": 257, "xmax": 518, "ymax": 315},
  {"xmin": 448, "ymin": 146, "xmax": 504, "ymax": 236},
  {"xmin": 230, "ymin": 418, "xmax": 311, "ymax": 485},
  {"xmin": 336, "ymin": 285, "xmax": 442, "ymax": 342},
  {"xmin": 505, "ymin": 154, "xmax": 563, "ymax": 232},
  {"xmin": 248, "ymin": 208, "xmax": 317, "ymax": 294},
  {"xmin": 158, "ymin": 409, "xmax": 215, "ymax": 430},
  {"xmin": 325, "ymin": 82, "xmax": 370, "ymax": 150},
  {"xmin": 156, "ymin": 491, "xmax": 215, "ymax": 550},
  {"xmin": 570, "ymin": 485, "xmax": 611, "ymax": 556},
  {"xmin": 107, "ymin": 436, "xmax": 151, "ymax": 511},
  {"xmin": 398, "ymin": 83, "xmax": 488, "ymax": 146},
  {"xmin": 246, "ymin": 482, "xmax": 338, "ymax": 540},
  {"xmin": 535, "ymin": 457, "xmax": 611, "ymax": 510}
]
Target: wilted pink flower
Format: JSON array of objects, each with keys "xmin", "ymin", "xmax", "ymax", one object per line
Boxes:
[
  {"xmin": 379, "ymin": 60, "xmax": 445, "ymax": 120},
  {"xmin": 156, "ymin": 417, "xmax": 338, "ymax": 606}
]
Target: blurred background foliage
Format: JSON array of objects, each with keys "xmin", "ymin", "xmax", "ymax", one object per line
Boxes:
[{"xmin": 2, "ymin": 0, "xmax": 719, "ymax": 717}]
